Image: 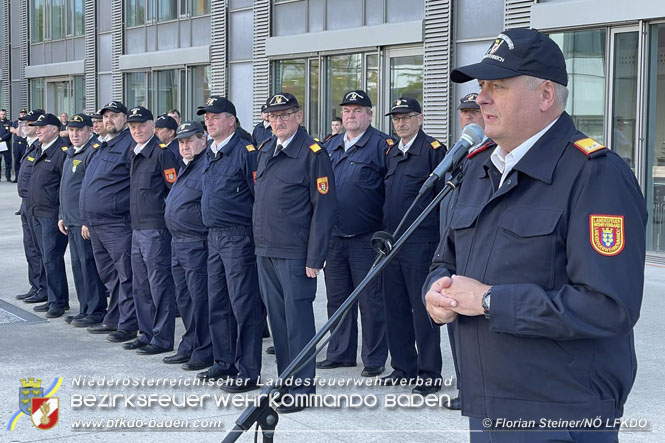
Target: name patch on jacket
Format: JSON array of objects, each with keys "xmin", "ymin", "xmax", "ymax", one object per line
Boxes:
[
  {"xmin": 72, "ymin": 159, "xmax": 82, "ymax": 172},
  {"xmin": 164, "ymin": 168, "xmax": 177, "ymax": 183},
  {"xmin": 317, "ymin": 177, "xmax": 329, "ymax": 194},
  {"xmin": 589, "ymin": 215, "xmax": 624, "ymax": 256}
]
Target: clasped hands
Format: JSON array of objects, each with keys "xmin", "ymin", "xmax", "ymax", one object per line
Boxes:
[{"xmin": 425, "ymin": 275, "xmax": 491, "ymax": 324}]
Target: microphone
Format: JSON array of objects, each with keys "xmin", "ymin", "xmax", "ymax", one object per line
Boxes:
[{"xmin": 418, "ymin": 123, "xmax": 484, "ymax": 195}]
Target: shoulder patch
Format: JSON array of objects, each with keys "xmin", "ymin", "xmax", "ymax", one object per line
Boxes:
[
  {"xmin": 589, "ymin": 215, "xmax": 624, "ymax": 256},
  {"xmin": 431, "ymin": 140, "xmax": 442, "ymax": 150},
  {"xmin": 61, "ymin": 146, "xmax": 68, "ymax": 151},
  {"xmin": 467, "ymin": 140, "xmax": 494, "ymax": 160},
  {"xmin": 245, "ymin": 144, "xmax": 256, "ymax": 152},
  {"xmin": 574, "ymin": 138, "xmax": 606, "ymax": 156},
  {"xmin": 386, "ymin": 139, "xmax": 395, "ymax": 146},
  {"xmin": 309, "ymin": 143, "xmax": 322, "ymax": 153},
  {"xmin": 159, "ymin": 143, "xmax": 168, "ymax": 149}
]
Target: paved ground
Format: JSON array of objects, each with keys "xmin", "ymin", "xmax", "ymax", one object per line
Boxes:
[{"xmin": 0, "ymin": 181, "xmax": 663, "ymax": 442}]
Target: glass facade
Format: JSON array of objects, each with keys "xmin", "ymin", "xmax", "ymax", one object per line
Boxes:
[
  {"xmin": 30, "ymin": 0, "xmax": 84, "ymax": 41},
  {"xmin": 125, "ymin": 72, "xmax": 149, "ymax": 108},
  {"xmin": 611, "ymin": 32, "xmax": 639, "ymax": 168}
]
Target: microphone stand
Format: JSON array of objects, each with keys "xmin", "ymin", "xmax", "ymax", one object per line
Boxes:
[{"xmin": 222, "ymin": 168, "xmax": 465, "ymax": 443}]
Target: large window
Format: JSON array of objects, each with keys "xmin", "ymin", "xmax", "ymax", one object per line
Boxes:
[
  {"xmin": 125, "ymin": 72, "xmax": 149, "ymax": 108},
  {"xmin": 158, "ymin": 0, "xmax": 177, "ymax": 22},
  {"xmin": 126, "ymin": 0, "xmax": 147, "ymax": 27},
  {"xmin": 29, "ymin": 79, "xmax": 45, "ymax": 110},
  {"xmin": 29, "ymin": 0, "xmax": 84, "ymax": 42},
  {"xmin": 128, "ymin": 0, "xmax": 210, "ymax": 26},
  {"xmin": 28, "ymin": 76, "xmax": 84, "ymax": 115}
]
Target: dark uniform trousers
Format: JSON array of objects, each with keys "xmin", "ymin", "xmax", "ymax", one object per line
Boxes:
[
  {"xmin": 323, "ymin": 233, "xmax": 387, "ymax": 366},
  {"xmin": 30, "ymin": 216, "xmax": 68, "ymax": 308},
  {"xmin": 89, "ymin": 223, "xmax": 137, "ymax": 330},
  {"xmin": 171, "ymin": 238, "xmax": 212, "ymax": 362},
  {"xmin": 383, "ymin": 241, "xmax": 441, "ymax": 380},
  {"xmin": 207, "ymin": 226, "xmax": 263, "ymax": 381},
  {"xmin": 132, "ymin": 229, "xmax": 176, "ymax": 350},
  {"xmin": 257, "ymin": 256, "xmax": 316, "ymax": 395},
  {"xmin": 68, "ymin": 226, "xmax": 106, "ymax": 319},
  {"xmin": 20, "ymin": 199, "xmax": 45, "ymax": 294}
]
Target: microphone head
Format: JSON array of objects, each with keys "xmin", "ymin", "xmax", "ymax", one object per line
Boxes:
[{"xmin": 460, "ymin": 123, "xmax": 485, "ymax": 147}]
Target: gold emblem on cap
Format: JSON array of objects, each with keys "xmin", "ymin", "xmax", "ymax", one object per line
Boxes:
[
  {"xmin": 347, "ymin": 92, "xmax": 364, "ymax": 101},
  {"xmin": 207, "ymin": 97, "xmax": 217, "ymax": 105},
  {"xmin": 72, "ymin": 115, "xmax": 83, "ymax": 122},
  {"xmin": 271, "ymin": 94, "xmax": 287, "ymax": 105},
  {"xmin": 130, "ymin": 108, "xmax": 140, "ymax": 116}
]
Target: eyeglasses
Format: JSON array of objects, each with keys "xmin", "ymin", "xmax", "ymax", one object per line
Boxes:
[
  {"xmin": 268, "ymin": 111, "xmax": 298, "ymax": 121},
  {"xmin": 391, "ymin": 113, "xmax": 420, "ymax": 123}
]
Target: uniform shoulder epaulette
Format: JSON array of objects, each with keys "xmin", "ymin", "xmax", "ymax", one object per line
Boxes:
[
  {"xmin": 386, "ymin": 138, "xmax": 395, "ymax": 147},
  {"xmin": 159, "ymin": 143, "xmax": 167, "ymax": 149},
  {"xmin": 245, "ymin": 144, "xmax": 256, "ymax": 152},
  {"xmin": 258, "ymin": 141, "xmax": 267, "ymax": 151},
  {"xmin": 92, "ymin": 143, "xmax": 100, "ymax": 149},
  {"xmin": 309, "ymin": 142, "xmax": 322, "ymax": 154},
  {"xmin": 467, "ymin": 140, "xmax": 494, "ymax": 160},
  {"xmin": 573, "ymin": 137, "xmax": 607, "ymax": 157},
  {"xmin": 61, "ymin": 146, "xmax": 68, "ymax": 151},
  {"xmin": 430, "ymin": 140, "xmax": 442, "ymax": 150}
]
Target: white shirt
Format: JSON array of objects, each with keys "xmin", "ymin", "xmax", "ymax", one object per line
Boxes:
[
  {"xmin": 133, "ymin": 140, "xmax": 150, "ymax": 155},
  {"xmin": 398, "ymin": 136, "xmax": 416, "ymax": 155},
  {"xmin": 40, "ymin": 138, "xmax": 57, "ymax": 153},
  {"xmin": 490, "ymin": 117, "xmax": 559, "ymax": 187},
  {"xmin": 263, "ymin": 121, "xmax": 270, "ymax": 129},
  {"xmin": 344, "ymin": 131, "xmax": 366, "ymax": 152},
  {"xmin": 26, "ymin": 136, "xmax": 38, "ymax": 147},
  {"xmin": 276, "ymin": 131, "xmax": 297, "ymax": 153},
  {"xmin": 210, "ymin": 133, "xmax": 234, "ymax": 155}
]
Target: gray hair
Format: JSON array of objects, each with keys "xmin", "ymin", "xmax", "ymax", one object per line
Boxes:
[{"xmin": 524, "ymin": 75, "xmax": 568, "ymax": 111}]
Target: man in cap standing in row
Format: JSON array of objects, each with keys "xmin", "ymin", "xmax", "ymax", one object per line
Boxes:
[
  {"xmin": 380, "ymin": 97, "xmax": 446, "ymax": 394},
  {"xmin": 424, "ymin": 28, "xmax": 647, "ymax": 442},
  {"xmin": 251, "ymin": 103, "xmax": 272, "ymax": 147},
  {"xmin": 121, "ymin": 106, "xmax": 178, "ymax": 355},
  {"xmin": 155, "ymin": 113, "xmax": 182, "ymax": 166},
  {"xmin": 10, "ymin": 108, "xmax": 28, "ymax": 181},
  {"xmin": 162, "ymin": 120, "xmax": 213, "ymax": 370},
  {"xmin": 91, "ymin": 110, "xmax": 107, "ymax": 140},
  {"xmin": 253, "ymin": 92, "xmax": 336, "ymax": 412},
  {"xmin": 26, "ymin": 113, "xmax": 69, "ymax": 318},
  {"xmin": 58, "ymin": 113, "xmax": 106, "ymax": 327},
  {"xmin": 318, "ymin": 89, "xmax": 389, "ymax": 377},
  {"xmin": 80, "ymin": 100, "xmax": 139, "ymax": 342},
  {"xmin": 195, "ymin": 96, "xmax": 264, "ymax": 392}
]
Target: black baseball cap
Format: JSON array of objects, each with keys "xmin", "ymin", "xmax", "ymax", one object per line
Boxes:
[
  {"xmin": 451, "ymin": 28, "xmax": 568, "ymax": 86},
  {"xmin": 155, "ymin": 114, "xmax": 178, "ymax": 130},
  {"xmin": 457, "ymin": 93, "xmax": 480, "ymax": 110},
  {"xmin": 260, "ymin": 103, "xmax": 268, "ymax": 113},
  {"xmin": 197, "ymin": 96, "xmax": 237, "ymax": 116},
  {"xmin": 100, "ymin": 100, "xmax": 128, "ymax": 115},
  {"xmin": 67, "ymin": 113, "xmax": 93, "ymax": 128},
  {"xmin": 90, "ymin": 109, "xmax": 103, "ymax": 120},
  {"xmin": 29, "ymin": 113, "xmax": 61, "ymax": 127},
  {"xmin": 174, "ymin": 120, "xmax": 205, "ymax": 140},
  {"xmin": 19, "ymin": 109, "xmax": 45, "ymax": 121},
  {"xmin": 127, "ymin": 106, "xmax": 154, "ymax": 123},
  {"xmin": 340, "ymin": 89, "xmax": 372, "ymax": 107},
  {"xmin": 264, "ymin": 93, "xmax": 299, "ymax": 113},
  {"xmin": 385, "ymin": 97, "xmax": 421, "ymax": 116}
]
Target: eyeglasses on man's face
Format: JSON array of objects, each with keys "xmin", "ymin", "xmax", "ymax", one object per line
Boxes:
[
  {"xmin": 268, "ymin": 111, "xmax": 298, "ymax": 121},
  {"xmin": 391, "ymin": 113, "xmax": 420, "ymax": 123}
]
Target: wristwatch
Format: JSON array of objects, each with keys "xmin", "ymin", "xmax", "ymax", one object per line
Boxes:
[{"xmin": 481, "ymin": 287, "xmax": 492, "ymax": 319}]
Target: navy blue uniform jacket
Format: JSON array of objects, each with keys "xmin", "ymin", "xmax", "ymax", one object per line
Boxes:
[
  {"xmin": 423, "ymin": 112, "xmax": 647, "ymax": 422},
  {"xmin": 384, "ymin": 129, "xmax": 446, "ymax": 242},
  {"xmin": 17, "ymin": 140, "xmax": 40, "ymax": 199},
  {"xmin": 129, "ymin": 135, "xmax": 178, "ymax": 230},
  {"xmin": 326, "ymin": 126, "xmax": 391, "ymax": 236},
  {"xmin": 253, "ymin": 127, "xmax": 336, "ymax": 269},
  {"xmin": 165, "ymin": 151, "xmax": 207, "ymax": 241},
  {"xmin": 59, "ymin": 136, "xmax": 100, "ymax": 226},
  {"xmin": 251, "ymin": 122, "xmax": 272, "ymax": 147},
  {"xmin": 80, "ymin": 128, "xmax": 134, "ymax": 226},
  {"xmin": 26, "ymin": 137, "xmax": 69, "ymax": 218}
]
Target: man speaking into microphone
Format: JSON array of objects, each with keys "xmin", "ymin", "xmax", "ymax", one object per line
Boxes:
[{"xmin": 423, "ymin": 28, "xmax": 646, "ymax": 442}]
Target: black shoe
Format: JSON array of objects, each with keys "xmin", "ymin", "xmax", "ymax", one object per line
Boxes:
[
  {"xmin": 265, "ymin": 346, "xmax": 275, "ymax": 355},
  {"xmin": 412, "ymin": 384, "xmax": 441, "ymax": 396},
  {"xmin": 33, "ymin": 302, "xmax": 50, "ymax": 312},
  {"xmin": 182, "ymin": 360, "xmax": 213, "ymax": 371},
  {"xmin": 123, "ymin": 339, "xmax": 148, "ymax": 350},
  {"xmin": 378, "ymin": 372, "xmax": 415, "ymax": 386},
  {"xmin": 14, "ymin": 210, "xmax": 21, "ymax": 215},
  {"xmin": 220, "ymin": 378, "xmax": 259, "ymax": 393},
  {"xmin": 65, "ymin": 313, "xmax": 86, "ymax": 324},
  {"xmin": 15, "ymin": 289, "xmax": 35, "ymax": 300},
  {"xmin": 196, "ymin": 366, "xmax": 237, "ymax": 380},
  {"xmin": 88, "ymin": 323, "xmax": 116, "ymax": 334},
  {"xmin": 11, "ymin": 179, "xmax": 17, "ymax": 183},
  {"xmin": 107, "ymin": 330, "xmax": 138, "ymax": 343},
  {"xmin": 46, "ymin": 307, "xmax": 66, "ymax": 318},
  {"xmin": 361, "ymin": 366, "xmax": 385, "ymax": 377},
  {"xmin": 24, "ymin": 293, "xmax": 48, "ymax": 304},
  {"xmin": 316, "ymin": 359, "xmax": 357, "ymax": 369},
  {"xmin": 71, "ymin": 316, "xmax": 102, "ymax": 328},
  {"xmin": 443, "ymin": 396, "xmax": 461, "ymax": 410},
  {"xmin": 136, "ymin": 344, "xmax": 171, "ymax": 355},
  {"xmin": 163, "ymin": 354, "xmax": 190, "ymax": 364}
]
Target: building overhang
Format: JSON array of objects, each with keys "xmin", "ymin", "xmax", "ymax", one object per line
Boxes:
[
  {"xmin": 532, "ymin": 0, "xmax": 664, "ymax": 29},
  {"xmin": 24, "ymin": 60, "xmax": 85, "ymax": 78},
  {"xmin": 119, "ymin": 45, "xmax": 210, "ymax": 70}
]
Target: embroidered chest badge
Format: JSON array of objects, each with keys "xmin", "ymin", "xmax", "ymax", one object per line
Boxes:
[
  {"xmin": 589, "ymin": 215, "xmax": 624, "ymax": 256},
  {"xmin": 72, "ymin": 159, "xmax": 82, "ymax": 172}
]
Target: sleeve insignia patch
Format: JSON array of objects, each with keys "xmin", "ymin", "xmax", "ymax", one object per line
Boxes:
[
  {"xmin": 431, "ymin": 140, "xmax": 442, "ymax": 150},
  {"xmin": 246, "ymin": 144, "xmax": 256, "ymax": 152},
  {"xmin": 164, "ymin": 168, "xmax": 177, "ymax": 183},
  {"xmin": 316, "ymin": 176, "xmax": 329, "ymax": 194},
  {"xmin": 589, "ymin": 215, "xmax": 624, "ymax": 256},
  {"xmin": 574, "ymin": 138, "xmax": 606, "ymax": 156},
  {"xmin": 309, "ymin": 143, "xmax": 322, "ymax": 153},
  {"xmin": 386, "ymin": 139, "xmax": 395, "ymax": 146}
]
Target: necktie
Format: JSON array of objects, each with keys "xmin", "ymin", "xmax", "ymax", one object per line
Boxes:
[{"xmin": 273, "ymin": 144, "xmax": 284, "ymax": 158}]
